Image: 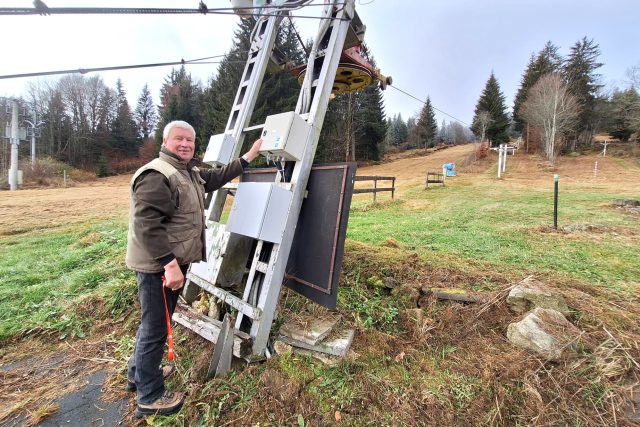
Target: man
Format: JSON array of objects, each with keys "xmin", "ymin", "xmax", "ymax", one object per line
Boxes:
[{"xmin": 125, "ymin": 120, "xmax": 262, "ymax": 417}]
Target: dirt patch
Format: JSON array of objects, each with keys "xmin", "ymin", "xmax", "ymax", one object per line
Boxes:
[{"xmin": 0, "ymin": 175, "xmax": 131, "ymax": 236}]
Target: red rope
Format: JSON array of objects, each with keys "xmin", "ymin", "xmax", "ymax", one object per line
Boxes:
[{"xmin": 161, "ymin": 277, "xmax": 175, "ymax": 361}]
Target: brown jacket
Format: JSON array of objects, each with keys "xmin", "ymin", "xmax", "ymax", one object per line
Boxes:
[{"xmin": 125, "ymin": 147, "xmax": 244, "ymax": 273}]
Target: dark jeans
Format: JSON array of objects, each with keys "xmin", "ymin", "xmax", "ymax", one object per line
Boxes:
[{"xmin": 127, "ymin": 267, "xmax": 185, "ymax": 404}]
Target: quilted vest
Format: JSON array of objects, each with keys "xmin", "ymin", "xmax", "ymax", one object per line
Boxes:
[{"xmin": 125, "ymin": 152, "xmax": 206, "ymax": 273}]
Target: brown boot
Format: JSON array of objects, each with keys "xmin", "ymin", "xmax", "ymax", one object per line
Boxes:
[
  {"xmin": 127, "ymin": 365, "xmax": 176, "ymax": 392},
  {"xmin": 135, "ymin": 390, "xmax": 185, "ymax": 417}
]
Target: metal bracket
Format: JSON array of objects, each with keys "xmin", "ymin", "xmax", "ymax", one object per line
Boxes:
[{"xmin": 207, "ymin": 313, "xmax": 235, "ymax": 378}]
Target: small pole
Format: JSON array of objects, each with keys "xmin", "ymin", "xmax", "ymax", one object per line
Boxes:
[
  {"xmin": 594, "ymin": 161, "xmax": 598, "ymax": 178},
  {"xmin": 497, "ymin": 146, "xmax": 503, "ymax": 178},
  {"xmin": 391, "ymin": 177, "xmax": 395, "ymax": 199},
  {"xmin": 502, "ymin": 144, "xmax": 507, "ymax": 173},
  {"xmin": 31, "ymin": 108, "xmax": 37, "ymax": 163},
  {"xmin": 553, "ymin": 174, "xmax": 559, "ymax": 229},
  {"xmin": 63, "ymin": 170, "xmax": 67, "ymax": 187},
  {"xmin": 9, "ymin": 100, "xmax": 20, "ymax": 191},
  {"xmin": 373, "ymin": 177, "xmax": 377, "ymax": 203}
]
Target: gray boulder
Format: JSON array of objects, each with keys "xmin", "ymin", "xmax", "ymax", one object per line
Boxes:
[
  {"xmin": 507, "ymin": 307, "xmax": 582, "ymax": 361},
  {"xmin": 507, "ymin": 276, "xmax": 570, "ymax": 316}
]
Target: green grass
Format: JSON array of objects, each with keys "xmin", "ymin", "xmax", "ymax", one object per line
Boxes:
[
  {"xmin": 2, "ymin": 158, "xmax": 639, "ymax": 426},
  {"xmin": 347, "ymin": 178, "xmax": 640, "ymax": 294},
  {"xmin": 0, "ymin": 220, "xmax": 136, "ymax": 341}
]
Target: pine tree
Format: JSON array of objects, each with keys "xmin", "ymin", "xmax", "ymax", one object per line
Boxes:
[
  {"xmin": 134, "ymin": 84, "xmax": 158, "ymax": 141},
  {"xmin": 319, "ymin": 44, "xmax": 387, "ymax": 162},
  {"xmin": 354, "ymin": 81, "xmax": 386, "ymax": 160},
  {"xmin": 156, "ymin": 67, "xmax": 203, "ymax": 151},
  {"xmin": 564, "ymin": 37, "xmax": 603, "ymax": 146},
  {"xmin": 608, "ymin": 88, "xmax": 640, "ymax": 141},
  {"xmin": 111, "ymin": 79, "xmax": 138, "ymax": 156},
  {"xmin": 201, "ymin": 18, "xmax": 305, "ymax": 156},
  {"xmin": 513, "ymin": 42, "xmax": 563, "ymax": 133},
  {"xmin": 438, "ymin": 119, "xmax": 448, "ymax": 143},
  {"xmin": 414, "ymin": 97, "xmax": 438, "ymax": 148},
  {"xmin": 471, "ymin": 72, "xmax": 510, "ymax": 145}
]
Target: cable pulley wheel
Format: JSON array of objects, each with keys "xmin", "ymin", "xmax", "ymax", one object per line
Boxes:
[{"xmin": 297, "ymin": 63, "xmax": 374, "ymax": 96}]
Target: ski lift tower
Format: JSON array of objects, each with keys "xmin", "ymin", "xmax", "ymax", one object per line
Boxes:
[{"xmin": 172, "ymin": 0, "xmax": 390, "ymax": 366}]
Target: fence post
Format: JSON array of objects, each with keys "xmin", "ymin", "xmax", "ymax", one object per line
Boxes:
[
  {"xmin": 392, "ymin": 178, "xmax": 395, "ymax": 199},
  {"xmin": 373, "ymin": 177, "xmax": 377, "ymax": 202}
]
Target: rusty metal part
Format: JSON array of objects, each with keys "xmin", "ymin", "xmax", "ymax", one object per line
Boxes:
[{"xmin": 298, "ymin": 63, "xmax": 373, "ymax": 95}]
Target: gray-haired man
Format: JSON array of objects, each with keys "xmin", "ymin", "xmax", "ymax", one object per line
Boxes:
[{"xmin": 125, "ymin": 120, "xmax": 261, "ymax": 417}]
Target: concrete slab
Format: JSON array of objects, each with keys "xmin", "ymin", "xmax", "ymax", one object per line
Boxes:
[
  {"xmin": 278, "ymin": 328, "xmax": 355, "ymax": 357},
  {"xmin": 279, "ymin": 315, "xmax": 341, "ymax": 346}
]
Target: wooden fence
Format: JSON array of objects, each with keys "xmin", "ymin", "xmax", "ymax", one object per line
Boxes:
[
  {"xmin": 425, "ymin": 172, "xmax": 445, "ymax": 188},
  {"xmin": 353, "ymin": 176, "xmax": 396, "ymax": 202}
]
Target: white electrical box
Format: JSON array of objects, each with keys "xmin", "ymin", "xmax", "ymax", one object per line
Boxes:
[
  {"xmin": 226, "ymin": 182, "xmax": 292, "ymax": 244},
  {"xmin": 259, "ymin": 111, "xmax": 310, "ymax": 161},
  {"xmin": 203, "ymin": 133, "xmax": 236, "ymax": 166}
]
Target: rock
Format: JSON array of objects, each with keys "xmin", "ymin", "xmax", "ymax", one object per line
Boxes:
[
  {"xmin": 507, "ymin": 277, "xmax": 570, "ymax": 316},
  {"xmin": 428, "ymin": 287, "xmax": 479, "ymax": 303},
  {"xmin": 383, "ymin": 277, "xmax": 398, "ymax": 289},
  {"xmin": 507, "ymin": 308, "xmax": 582, "ymax": 361},
  {"xmin": 273, "ymin": 340, "xmax": 293, "ymax": 355},
  {"xmin": 563, "ymin": 223, "xmax": 591, "ymax": 232}
]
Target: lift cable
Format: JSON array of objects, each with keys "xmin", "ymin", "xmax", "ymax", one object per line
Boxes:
[
  {"xmin": 0, "ymin": 2, "xmax": 347, "ymax": 20},
  {"xmin": 0, "ymin": 55, "xmax": 245, "ymax": 80},
  {"xmin": 389, "ymin": 85, "xmax": 470, "ymax": 127}
]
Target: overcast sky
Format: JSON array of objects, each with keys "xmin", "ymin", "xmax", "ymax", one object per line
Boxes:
[{"xmin": 1, "ymin": 0, "xmax": 639, "ymax": 127}]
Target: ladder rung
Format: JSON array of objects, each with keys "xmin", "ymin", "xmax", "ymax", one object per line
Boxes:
[
  {"xmin": 173, "ymin": 303, "xmax": 253, "ymax": 358},
  {"xmin": 243, "ymin": 123, "xmax": 265, "ymax": 132},
  {"xmin": 255, "ymin": 261, "xmax": 268, "ymax": 274},
  {"xmin": 187, "ymin": 273, "xmax": 262, "ymax": 321}
]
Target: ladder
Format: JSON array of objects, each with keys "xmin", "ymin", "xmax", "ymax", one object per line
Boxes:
[{"xmin": 173, "ymin": 0, "xmax": 360, "ymax": 361}]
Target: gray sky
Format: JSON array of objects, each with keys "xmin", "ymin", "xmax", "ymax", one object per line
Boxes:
[{"xmin": 1, "ymin": 0, "xmax": 639, "ymax": 127}]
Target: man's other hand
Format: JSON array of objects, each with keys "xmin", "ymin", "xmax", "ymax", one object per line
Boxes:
[{"xmin": 163, "ymin": 259, "xmax": 184, "ymax": 290}]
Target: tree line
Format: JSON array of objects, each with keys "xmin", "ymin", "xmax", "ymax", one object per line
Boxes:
[
  {"xmin": 0, "ymin": 18, "xmax": 388, "ymax": 176},
  {"xmin": 470, "ymin": 37, "xmax": 640, "ymax": 163}
]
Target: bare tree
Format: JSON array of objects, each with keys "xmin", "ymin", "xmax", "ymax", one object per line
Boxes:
[
  {"xmin": 522, "ymin": 73, "xmax": 580, "ymax": 163},
  {"xmin": 476, "ymin": 110, "xmax": 492, "ymax": 144}
]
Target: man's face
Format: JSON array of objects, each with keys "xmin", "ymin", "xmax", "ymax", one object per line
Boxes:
[{"xmin": 164, "ymin": 127, "xmax": 195, "ymax": 162}]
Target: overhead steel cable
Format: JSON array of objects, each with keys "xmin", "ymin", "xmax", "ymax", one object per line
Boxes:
[
  {"xmin": 389, "ymin": 85, "xmax": 470, "ymax": 126},
  {"xmin": 0, "ymin": 2, "xmax": 347, "ymax": 19},
  {"xmin": 0, "ymin": 55, "xmax": 246, "ymax": 80}
]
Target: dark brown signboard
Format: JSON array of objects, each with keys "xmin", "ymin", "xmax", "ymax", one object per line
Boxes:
[{"xmin": 241, "ymin": 163, "xmax": 356, "ymax": 308}]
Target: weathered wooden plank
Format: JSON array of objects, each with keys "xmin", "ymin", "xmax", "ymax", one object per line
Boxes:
[
  {"xmin": 173, "ymin": 303, "xmax": 253, "ymax": 358},
  {"xmin": 353, "ymin": 187, "xmax": 395, "ymax": 194},
  {"xmin": 355, "ymin": 176, "xmax": 395, "ymax": 181}
]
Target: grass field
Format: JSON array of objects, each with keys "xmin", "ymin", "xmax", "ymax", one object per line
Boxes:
[{"xmin": 0, "ymin": 146, "xmax": 638, "ymax": 426}]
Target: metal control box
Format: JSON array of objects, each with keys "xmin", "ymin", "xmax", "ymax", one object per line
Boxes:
[
  {"xmin": 203, "ymin": 133, "xmax": 236, "ymax": 166},
  {"xmin": 226, "ymin": 182, "xmax": 292, "ymax": 244},
  {"xmin": 259, "ymin": 111, "xmax": 310, "ymax": 161}
]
